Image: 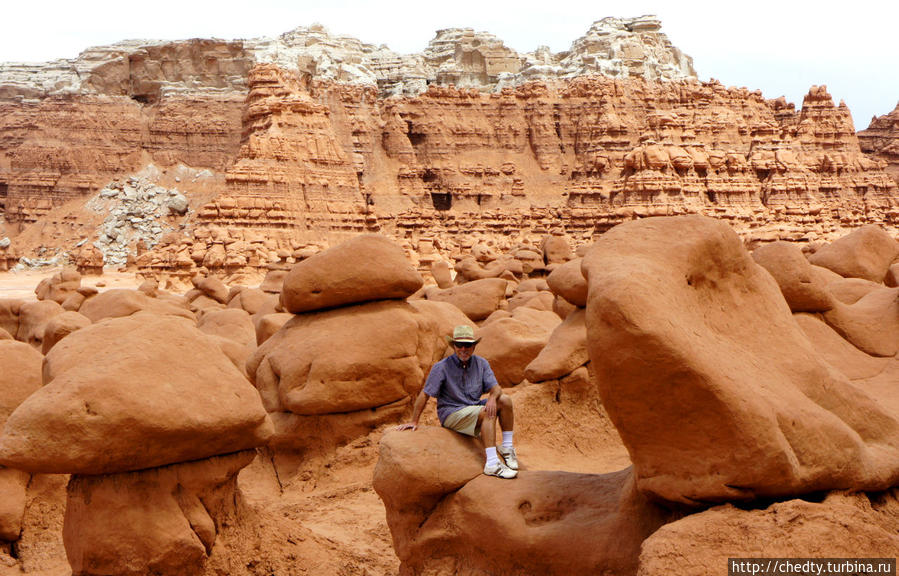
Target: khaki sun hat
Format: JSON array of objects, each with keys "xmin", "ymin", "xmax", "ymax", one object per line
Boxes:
[{"xmin": 444, "ymin": 324, "xmax": 481, "ymax": 346}]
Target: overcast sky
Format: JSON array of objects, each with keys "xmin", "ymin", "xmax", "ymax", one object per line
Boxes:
[{"xmin": 2, "ymin": 0, "xmax": 896, "ymax": 128}]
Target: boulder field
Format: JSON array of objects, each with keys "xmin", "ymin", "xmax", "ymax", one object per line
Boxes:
[{"xmin": 0, "ymin": 220, "xmax": 896, "ymax": 575}]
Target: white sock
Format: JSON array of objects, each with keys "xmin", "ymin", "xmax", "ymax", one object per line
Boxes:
[
  {"xmin": 502, "ymin": 431, "xmax": 514, "ymax": 449},
  {"xmin": 485, "ymin": 446, "xmax": 499, "ymax": 467}
]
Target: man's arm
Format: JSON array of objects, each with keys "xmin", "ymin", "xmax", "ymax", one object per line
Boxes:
[{"xmin": 396, "ymin": 389, "xmax": 431, "ymax": 431}]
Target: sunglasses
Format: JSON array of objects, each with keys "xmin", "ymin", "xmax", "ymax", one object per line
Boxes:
[{"xmin": 453, "ymin": 342, "xmax": 476, "ymax": 349}]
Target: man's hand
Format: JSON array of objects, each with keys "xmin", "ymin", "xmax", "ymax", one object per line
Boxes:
[
  {"xmin": 485, "ymin": 396, "xmax": 497, "ymax": 419},
  {"xmin": 396, "ymin": 422, "xmax": 418, "ymax": 431}
]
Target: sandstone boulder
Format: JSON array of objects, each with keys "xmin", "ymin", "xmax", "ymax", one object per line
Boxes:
[
  {"xmin": 34, "ymin": 269, "xmax": 82, "ymax": 305},
  {"xmin": 227, "ymin": 287, "xmax": 277, "ymax": 315},
  {"xmin": 247, "ymin": 300, "xmax": 440, "ymax": 415},
  {"xmin": 430, "ymin": 260, "xmax": 454, "ymax": 289},
  {"xmin": 41, "ymin": 311, "xmax": 92, "ymax": 354},
  {"xmin": 0, "ymin": 340, "xmax": 42, "ymax": 542},
  {"xmin": 0, "ymin": 314, "xmax": 273, "ymax": 474},
  {"xmin": 253, "ymin": 312, "xmax": 292, "ymax": 346},
  {"xmin": 825, "ymin": 277, "xmax": 883, "ymax": 304},
  {"xmin": 64, "ymin": 451, "xmax": 255, "ymax": 576},
  {"xmin": 374, "ymin": 428, "xmax": 674, "ymax": 576},
  {"xmin": 78, "ymin": 289, "xmax": 194, "ymax": 323},
  {"xmin": 475, "ymin": 307, "xmax": 561, "ymax": 387},
  {"xmin": 582, "ymin": 215, "xmax": 899, "ymax": 504},
  {"xmin": 195, "ymin": 276, "xmax": 230, "ymax": 304},
  {"xmin": 280, "ymin": 234, "xmax": 423, "ymax": 313},
  {"xmin": 425, "ymin": 277, "xmax": 508, "ymax": 321},
  {"xmin": 546, "ymin": 258, "xmax": 588, "ymax": 307},
  {"xmin": 525, "ymin": 308, "xmax": 589, "ymax": 382},
  {"xmin": 751, "ymin": 241, "xmax": 833, "ymax": 312},
  {"xmin": 794, "ymin": 314, "xmax": 889, "ymax": 381},
  {"xmin": 541, "ymin": 235, "xmax": 573, "ymax": 265},
  {"xmin": 638, "ymin": 491, "xmax": 899, "ymax": 576},
  {"xmin": 16, "ymin": 300, "xmax": 64, "ymax": 349},
  {"xmin": 0, "ymin": 299, "xmax": 22, "ymax": 337},
  {"xmin": 821, "ymin": 287, "xmax": 899, "ymax": 357},
  {"xmin": 807, "ymin": 224, "xmax": 899, "ymax": 282}
]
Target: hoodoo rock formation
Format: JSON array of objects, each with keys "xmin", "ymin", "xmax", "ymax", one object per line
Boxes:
[{"xmin": 0, "ymin": 17, "xmax": 896, "ymax": 277}]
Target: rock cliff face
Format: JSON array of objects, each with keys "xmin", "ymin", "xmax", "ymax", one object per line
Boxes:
[
  {"xmin": 0, "ymin": 17, "xmax": 896, "ymax": 273},
  {"xmin": 859, "ymin": 102, "xmax": 899, "ymax": 183}
]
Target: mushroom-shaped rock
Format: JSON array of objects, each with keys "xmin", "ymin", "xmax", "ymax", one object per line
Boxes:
[
  {"xmin": 280, "ymin": 234, "xmax": 423, "ymax": 313},
  {"xmin": 34, "ymin": 269, "xmax": 82, "ymax": 305},
  {"xmin": 0, "ymin": 340, "xmax": 42, "ymax": 541},
  {"xmin": 0, "ymin": 314, "xmax": 273, "ymax": 474},
  {"xmin": 582, "ymin": 215, "xmax": 899, "ymax": 504},
  {"xmin": 375, "ymin": 427, "xmax": 675, "ymax": 576},
  {"xmin": 247, "ymin": 300, "xmax": 440, "ymax": 415},
  {"xmin": 373, "ymin": 427, "xmax": 484, "ymax": 558},
  {"xmin": 808, "ymin": 224, "xmax": 899, "ymax": 282},
  {"xmin": 425, "ymin": 278, "xmax": 508, "ymax": 321},
  {"xmin": 78, "ymin": 289, "xmax": 194, "ymax": 323},
  {"xmin": 751, "ymin": 241, "xmax": 833, "ymax": 312}
]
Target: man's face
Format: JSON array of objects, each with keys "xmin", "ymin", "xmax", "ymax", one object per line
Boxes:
[{"xmin": 453, "ymin": 342, "xmax": 475, "ymax": 362}]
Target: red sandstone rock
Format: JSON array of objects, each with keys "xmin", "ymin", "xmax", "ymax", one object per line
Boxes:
[
  {"xmin": 751, "ymin": 241, "xmax": 833, "ymax": 312},
  {"xmin": 0, "ymin": 340, "xmax": 42, "ymax": 541},
  {"xmin": 582, "ymin": 215, "xmax": 899, "ymax": 504},
  {"xmin": 0, "ymin": 314, "xmax": 273, "ymax": 474},
  {"xmin": 374, "ymin": 428, "xmax": 675, "ymax": 575},
  {"xmin": 41, "ymin": 311, "xmax": 91, "ymax": 354},
  {"xmin": 476, "ymin": 307, "xmax": 561, "ymax": 387},
  {"xmin": 280, "ymin": 234, "xmax": 423, "ymax": 313},
  {"xmin": 77, "ymin": 289, "xmax": 194, "ymax": 323},
  {"xmin": 247, "ymin": 300, "xmax": 439, "ymax": 416},
  {"xmin": 546, "ymin": 258, "xmax": 588, "ymax": 307},
  {"xmin": 638, "ymin": 491, "xmax": 899, "ymax": 576},
  {"xmin": 64, "ymin": 450, "xmax": 255, "ymax": 576},
  {"xmin": 253, "ymin": 312, "xmax": 292, "ymax": 346},
  {"xmin": 794, "ymin": 314, "xmax": 889, "ymax": 381},
  {"xmin": 16, "ymin": 300, "xmax": 64, "ymax": 349},
  {"xmin": 34, "ymin": 269, "xmax": 81, "ymax": 305},
  {"xmin": 525, "ymin": 308, "xmax": 589, "ymax": 382},
  {"xmin": 807, "ymin": 224, "xmax": 899, "ymax": 282},
  {"xmin": 425, "ymin": 277, "xmax": 509, "ymax": 321},
  {"xmin": 821, "ymin": 287, "xmax": 899, "ymax": 357}
]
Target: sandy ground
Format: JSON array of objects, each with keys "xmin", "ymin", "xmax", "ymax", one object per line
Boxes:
[{"xmin": 0, "ymin": 269, "xmax": 146, "ymax": 301}]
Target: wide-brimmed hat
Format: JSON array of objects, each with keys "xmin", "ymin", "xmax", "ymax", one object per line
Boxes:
[{"xmin": 444, "ymin": 324, "xmax": 481, "ymax": 346}]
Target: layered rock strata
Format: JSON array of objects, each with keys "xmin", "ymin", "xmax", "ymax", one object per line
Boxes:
[
  {"xmin": 859, "ymin": 101, "xmax": 899, "ymax": 183},
  {"xmin": 0, "ymin": 18, "xmax": 896, "ymax": 275}
]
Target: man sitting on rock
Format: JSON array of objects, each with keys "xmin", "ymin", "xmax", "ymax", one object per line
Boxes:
[{"xmin": 397, "ymin": 325, "xmax": 519, "ymax": 479}]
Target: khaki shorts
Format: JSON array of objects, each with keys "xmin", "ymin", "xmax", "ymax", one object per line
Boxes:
[{"xmin": 442, "ymin": 405, "xmax": 484, "ymax": 437}]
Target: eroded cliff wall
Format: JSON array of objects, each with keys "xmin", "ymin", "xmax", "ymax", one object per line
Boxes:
[{"xmin": 0, "ymin": 17, "xmax": 896, "ymax": 273}]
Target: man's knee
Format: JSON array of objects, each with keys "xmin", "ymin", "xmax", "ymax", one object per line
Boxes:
[{"xmin": 498, "ymin": 394, "xmax": 513, "ymax": 411}]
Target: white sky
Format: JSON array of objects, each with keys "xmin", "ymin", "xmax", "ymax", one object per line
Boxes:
[{"xmin": 1, "ymin": 0, "xmax": 897, "ymax": 128}]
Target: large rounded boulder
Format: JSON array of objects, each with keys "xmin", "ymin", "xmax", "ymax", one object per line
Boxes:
[
  {"xmin": 280, "ymin": 234, "xmax": 423, "ymax": 313},
  {"xmin": 582, "ymin": 215, "xmax": 899, "ymax": 504},
  {"xmin": 0, "ymin": 314, "xmax": 273, "ymax": 475}
]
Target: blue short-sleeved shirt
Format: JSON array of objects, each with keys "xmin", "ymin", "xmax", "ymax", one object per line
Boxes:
[{"xmin": 423, "ymin": 354, "xmax": 499, "ymax": 424}]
